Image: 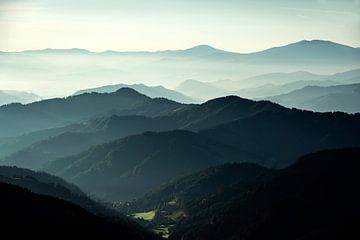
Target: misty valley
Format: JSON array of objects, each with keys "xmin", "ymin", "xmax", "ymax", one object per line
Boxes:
[{"xmin": 1, "ymin": 2, "xmax": 360, "ymax": 237}]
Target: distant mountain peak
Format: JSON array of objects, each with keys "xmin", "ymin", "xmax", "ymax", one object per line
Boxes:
[
  {"xmin": 113, "ymin": 87, "xmax": 148, "ymax": 97},
  {"xmin": 289, "ymin": 39, "xmax": 355, "ymax": 49},
  {"xmin": 183, "ymin": 44, "xmax": 224, "ymax": 54},
  {"xmin": 187, "ymin": 44, "xmax": 218, "ymax": 50}
]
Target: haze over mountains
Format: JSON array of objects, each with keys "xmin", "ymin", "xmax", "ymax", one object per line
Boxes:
[
  {"xmin": 0, "ymin": 90, "xmax": 41, "ymax": 106},
  {"xmin": 268, "ymin": 83, "xmax": 360, "ymax": 113},
  {"xmin": 0, "ymin": 39, "xmax": 359, "ymax": 239},
  {"xmin": 1, "ymin": 88, "xmax": 359, "ymax": 203},
  {"xmin": 73, "ymin": 83, "xmax": 195, "ymax": 103},
  {"xmin": 1, "ymin": 40, "xmax": 359, "ymax": 97}
]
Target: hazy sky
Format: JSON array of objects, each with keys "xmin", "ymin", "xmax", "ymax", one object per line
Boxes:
[{"xmin": 0, "ymin": 0, "xmax": 359, "ymax": 52}]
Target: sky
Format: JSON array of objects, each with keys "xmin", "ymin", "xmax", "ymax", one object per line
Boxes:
[{"xmin": 0, "ymin": 0, "xmax": 359, "ymax": 52}]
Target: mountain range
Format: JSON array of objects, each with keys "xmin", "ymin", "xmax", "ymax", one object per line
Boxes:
[
  {"xmin": 73, "ymin": 83, "xmax": 195, "ymax": 103},
  {"xmin": 268, "ymin": 83, "xmax": 360, "ymax": 113},
  {"xmin": 0, "ymin": 165, "xmax": 158, "ymax": 238},
  {"xmin": 0, "ymin": 182, "xmax": 156, "ymax": 239},
  {"xmin": 1, "ymin": 89, "xmax": 358, "ymax": 202},
  {"xmin": 0, "ymin": 88, "xmax": 180, "ymax": 138},
  {"xmin": 2, "ymin": 40, "xmax": 360, "ymax": 97},
  {"xmin": 126, "ymin": 148, "xmax": 360, "ymax": 240},
  {"xmin": 0, "ymin": 48, "xmax": 359, "ymax": 239}
]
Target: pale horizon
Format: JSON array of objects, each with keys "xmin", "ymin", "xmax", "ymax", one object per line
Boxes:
[
  {"xmin": 1, "ymin": 39, "xmax": 359, "ymax": 54},
  {"xmin": 1, "ymin": 0, "xmax": 359, "ymax": 53}
]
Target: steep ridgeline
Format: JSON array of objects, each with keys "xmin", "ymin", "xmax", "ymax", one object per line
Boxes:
[
  {"xmin": 201, "ymin": 109, "xmax": 360, "ymax": 168},
  {"xmin": 28, "ymin": 95, "xmax": 360, "ymax": 203},
  {"xmin": 0, "ymin": 165, "xmax": 116, "ymax": 216},
  {"xmin": 0, "ymin": 88, "xmax": 174, "ymax": 138},
  {"xmin": 44, "ymin": 103, "xmax": 360, "ymax": 203},
  {"xmin": 0, "ymin": 95, "xmax": 282, "ymax": 169},
  {"xmin": 73, "ymin": 83, "xmax": 195, "ymax": 103},
  {"xmin": 0, "ymin": 115, "xmax": 175, "ymax": 169},
  {"xmin": 170, "ymin": 148, "xmax": 360, "ymax": 240},
  {"xmin": 124, "ymin": 162, "xmax": 272, "ymax": 215},
  {"xmin": 0, "ymin": 182, "xmax": 156, "ymax": 239},
  {"xmin": 128, "ymin": 148, "xmax": 359, "ymax": 240},
  {"xmin": 45, "ymin": 130, "xmax": 256, "ymax": 201}
]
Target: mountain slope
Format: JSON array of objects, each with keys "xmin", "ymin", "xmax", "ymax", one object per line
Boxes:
[
  {"xmin": 247, "ymin": 40, "xmax": 360, "ymax": 64},
  {"xmin": 45, "ymin": 130, "xmax": 256, "ymax": 201},
  {"xmin": 0, "ymin": 165, "xmax": 116, "ymax": 216},
  {"xmin": 164, "ymin": 96, "xmax": 285, "ymax": 131},
  {"xmin": 2, "ymin": 40, "xmax": 360, "ymax": 98},
  {"xmin": 0, "ymin": 90, "xmax": 41, "ymax": 106},
  {"xmin": 0, "ymin": 182, "xmax": 156, "ymax": 239},
  {"xmin": 170, "ymin": 148, "xmax": 360, "ymax": 240},
  {"xmin": 0, "ymin": 88, "xmax": 152, "ymax": 138},
  {"xmin": 127, "ymin": 162, "xmax": 271, "ymax": 210},
  {"xmin": 175, "ymin": 80, "xmax": 230, "ymax": 100},
  {"xmin": 235, "ymin": 79, "xmax": 338, "ymax": 98},
  {"xmin": 0, "ymin": 123, "xmax": 84, "ymax": 159},
  {"xmin": 0, "ymin": 95, "xmax": 283, "ymax": 169},
  {"xmin": 268, "ymin": 83, "xmax": 360, "ymax": 113},
  {"xmin": 74, "ymin": 83, "xmax": 195, "ymax": 103},
  {"xmin": 0, "ymin": 115, "xmax": 174, "ymax": 169},
  {"xmin": 201, "ymin": 110, "xmax": 360, "ymax": 167}
]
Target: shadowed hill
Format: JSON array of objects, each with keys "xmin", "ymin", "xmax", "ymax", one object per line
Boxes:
[
  {"xmin": 0, "ymin": 182, "xmax": 157, "ymax": 239},
  {"xmin": 170, "ymin": 148, "xmax": 360, "ymax": 240},
  {"xmin": 0, "ymin": 165, "xmax": 118, "ymax": 216},
  {"xmin": 201, "ymin": 110, "xmax": 360, "ymax": 167},
  {"xmin": 0, "ymin": 88, "xmax": 152, "ymax": 138},
  {"xmin": 0, "ymin": 95, "xmax": 282, "ymax": 169},
  {"xmin": 45, "ymin": 130, "xmax": 256, "ymax": 201}
]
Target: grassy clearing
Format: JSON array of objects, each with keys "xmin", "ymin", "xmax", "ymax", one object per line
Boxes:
[
  {"xmin": 154, "ymin": 224, "xmax": 174, "ymax": 239},
  {"xmin": 130, "ymin": 210, "xmax": 156, "ymax": 221}
]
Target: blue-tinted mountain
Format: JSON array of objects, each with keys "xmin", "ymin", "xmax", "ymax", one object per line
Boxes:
[
  {"xmin": 245, "ymin": 40, "xmax": 360, "ymax": 64},
  {"xmin": 162, "ymin": 45, "xmax": 226, "ymax": 57},
  {"xmin": 326, "ymin": 68, "xmax": 360, "ymax": 84},
  {"xmin": 73, "ymin": 83, "xmax": 195, "ymax": 103},
  {"xmin": 0, "ymin": 88, "xmax": 180, "ymax": 138},
  {"xmin": 45, "ymin": 130, "xmax": 256, "ymax": 201},
  {"xmin": 201, "ymin": 109, "xmax": 360, "ymax": 167},
  {"xmin": 2, "ymin": 94, "xmax": 359, "ymax": 204},
  {"xmin": 0, "ymin": 95, "xmax": 282, "ymax": 169},
  {"xmin": 0, "ymin": 115, "xmax": 174, "ymax": 169},
  {"xmin": 0, "ymin": 90, "xmax": 41, "ymax": 106},
  {"xmin": 268, "ymin": 83, "xmax": 360, "ymax": 113},
  {"xmin": 175, "ymin": 80, "xmax": 230, "ymax": 100},
  {"xmin": 235, "ymin": 79, "xmax": 338, "ymax": 98}
]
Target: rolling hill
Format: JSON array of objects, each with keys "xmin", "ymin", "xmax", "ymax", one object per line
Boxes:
[
  {"xmin": 0, "ymin": 90, "xmax": 41, "ymax": 106},
  {"xmin": 0, "ymin": 115, "xmax": 174, "ymax": 169},
  {"xmin": 0, "ymin": 182, "xmax": 156, "ymax": 239},
  {"xmin": 45, "ymin": 130, "xmax": 255, "ymax": 201},
  {"xmin": 2, "ymin": 40, "xmax": 360, "ymax": 98},
  {"xmin": 0, "ymin": 95, "xmax": 283, "ymax": 169},
  {"xmin": 169, "ymin": 148, "xmax": 360, "ymax": 240},
  {"xmin": 3, "ymin": 94, "xmax": 359, "ymax": 202},
  {"xmin": 74, "ymin": 83, "xmax": 195, "ymax": 103},
  {"xmin": 0, "ymin": 87, "xmax": 184, "ymax": 138},
  {"xmin": 268, "ymin": 83, "xmax": 360, "ymax": 113},
  {"xmin": 201, "ymin": 110, "xmax": 360, "ymax": 167}
]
